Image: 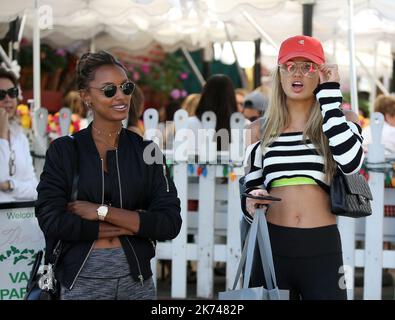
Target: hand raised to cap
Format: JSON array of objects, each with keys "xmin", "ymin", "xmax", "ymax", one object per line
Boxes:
[{"xmin": 318, "ymin": 64, "xmax": 340, "ymax": 84}]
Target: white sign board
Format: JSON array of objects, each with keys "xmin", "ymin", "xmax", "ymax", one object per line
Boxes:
[{"xmin": 0, "ymin": 202, "xmax": 45, "ymax": 300}]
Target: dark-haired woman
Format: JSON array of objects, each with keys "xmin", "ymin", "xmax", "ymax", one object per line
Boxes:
[
  {"xmin": 190, "ymin": 74, "xmax": 238, "ymax": 151},
  {"xmin": 127, "ymin": 84, "xmax": 145, "ymax": 137},
  {"xmin": 35, "ymin": 51, "xmax": 182, "ymax": 300},
  {"xmin": 0, "ymin": 67, "xmax": 37, "ymax": 203}
]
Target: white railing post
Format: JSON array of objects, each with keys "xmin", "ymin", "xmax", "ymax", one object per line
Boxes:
[
  {"xmin": 337, "ymin": 216, "xmax": 356, "ymax": 300},
  {"xmin": 364, "ymin": 112, "xmax": 385, "ymax": 299},
  {"xmin": 143, "ymin": 108, "xmax": 162, "ymax": 147},
  {"xmin": 58, "ymin": 107, "xmax": 71, "ymax": 136},
  {"xmin": 196, "ymin": 113, "xmax": 217, "ymax": 298},
  {"xmin": 171, "ymin": 109, "xmax": 189, "ymax": 298},
  {"xmin": 32, "ymin": 107, "xmax": 48, "ymax": 178},
  {"xmin": 144, "ymin": 108, "xmax": 160, "ymax": 286},
  {"xmin": 197, "ymin": 164, "xmax": 216, "ymax": 298},
  {"xmin": 229, "ymin": 112, "xmax": 245, "ymax": 164},
  {"xmin": 198, "ymin": 111, "xmax": 217, "ymax": 164},
  {"xmin": 226, "ymin": 113, "xmax": 245, "ymax": 290}
]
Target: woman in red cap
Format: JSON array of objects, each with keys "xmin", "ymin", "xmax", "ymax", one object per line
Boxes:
[{"xmin": 241, "ymin": 35, "xmax": 363, "ymax": 300}]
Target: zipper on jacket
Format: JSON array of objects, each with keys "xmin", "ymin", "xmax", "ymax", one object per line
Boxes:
[
  {"xmin": 69, "ymin": 242, "xmax": 94, "ymax": 289},
  {"xmin": 149, "ymin": 239, "xmax": 156, "ymax": 249},
  {"xmin": 100, "ymin": 158, "xmax": 105, "ymax": 205},
  {"xmin": 115, "ymin": 149, "xmax": 144, "ymax": 286},
  {"xmin": 162, "ymin": 164, "xmax": 169, "ymax": 192},
  {"xmin": 70, "ymin": 154, "xmax": 105, "ymax": 290},
  {"xmin": 115, "ymin": 149, "xmax": 123, "ymax": 209},
  {"xmin": 126, "ymin": 237, "xmax": 144, "ymax": 286}
]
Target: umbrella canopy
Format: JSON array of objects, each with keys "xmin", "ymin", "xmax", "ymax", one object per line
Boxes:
[
  {"xmin": 0, "ymin": 0, "xmax": 394, "ymax": 83},
  {"xmin": 0, "ymin": 0, "xmax": 394, "ymax": 52}
]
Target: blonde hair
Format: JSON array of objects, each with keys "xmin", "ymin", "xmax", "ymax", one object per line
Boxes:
[
  {"xmin": 374, "ymin": 94, "xmax": 395, "ymax": 117},
  {"xmin": 261, "ymin": 69, "xmax": 337, "ymax": 183},
  {"xmin": 181, "ymin": 93, "xmax": 201, "ymax": 116},
  {"xmin": 64, "ymin": 90, "xmax": 86, "ymax": 118},
  {"xmin": 235, "ymin": 88, "xmax": 249, "ymax": 97}
]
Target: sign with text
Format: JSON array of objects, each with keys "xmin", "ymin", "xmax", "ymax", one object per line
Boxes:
[{"xmin": 0, "ymin": 202, "xmax": 45, "ymax": 300}]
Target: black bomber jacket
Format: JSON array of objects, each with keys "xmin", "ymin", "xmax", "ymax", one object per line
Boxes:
[{"xmin": 35, "ymin": 124, "xmax": 182, "ymax": 289}]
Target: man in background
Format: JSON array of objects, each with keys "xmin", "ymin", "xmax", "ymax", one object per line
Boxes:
[{"xmin": 242, "ymin": 91, "xmax": 268, "ymax": 123}]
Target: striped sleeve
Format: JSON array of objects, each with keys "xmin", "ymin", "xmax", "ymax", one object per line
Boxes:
[
  {"xmin": 241, "ymin": 141, "xmax": 264, "ymax": 224},
  {"xmin": 314, "ymin": 82, "xmax": 364, "ymax": 174}
]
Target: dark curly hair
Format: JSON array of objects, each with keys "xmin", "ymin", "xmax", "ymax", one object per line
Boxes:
[{"xmin": 76, "ymin": 51, "xmax": 127, "ymax": 90}]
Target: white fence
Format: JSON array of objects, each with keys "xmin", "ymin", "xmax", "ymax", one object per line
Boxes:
[
  {"xmin": 337, "ymin": 112, "xmax": 395, "ymax": 300},
  {"xmin": 29, "ymin": 107, "xmax": 395, "ymax": 300}
]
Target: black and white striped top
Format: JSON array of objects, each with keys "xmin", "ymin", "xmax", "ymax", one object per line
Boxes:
[{"xmin": 241, "ymin": 82, "xmax": 364, "ymax": 221}]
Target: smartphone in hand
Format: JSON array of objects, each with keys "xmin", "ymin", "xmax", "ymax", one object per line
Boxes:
[{"xmin": 242, "ymin": 192, "xmax": 282, "ymax": 201}]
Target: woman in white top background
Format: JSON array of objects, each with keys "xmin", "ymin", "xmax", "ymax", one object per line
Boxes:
[
  {"xmin": 362, "ymin": 94, "xmax": 395, "ymax": 156},
  {"xmin": 0, "ymin": 67, "xmax": 37, "ymax": 203}
]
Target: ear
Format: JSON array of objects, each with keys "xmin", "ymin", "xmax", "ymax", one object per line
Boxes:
[{"xmin": 79, "ymin": 90, "xmax": 90, "ymax": 106}]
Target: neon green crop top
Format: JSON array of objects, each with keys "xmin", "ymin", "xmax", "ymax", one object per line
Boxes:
[{"xmin": 270, "ymin": 177, "xmax": 318, "ymax": 188}]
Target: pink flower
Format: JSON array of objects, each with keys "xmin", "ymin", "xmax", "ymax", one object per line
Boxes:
[
  {"xmin": 181, "ymin": 90, "xmax": 187, "ymax": 97},
  {"xmin": 132, "ymin": 71, "xmax": 140, "ymax": 82},
  {"xmin": 140, "ymin": 63, "xmax": 150, "ymax": 74},
  {"xmin": 180, "ymin": 72, "xmax": 188, "ymax": 80},
  {"xmin": 55, "ymin": 49, "xmax": 66, "ymax": 57},
  {"xmin": 170, "ymin": 89, "xmax": 181, "ymax": 100}
]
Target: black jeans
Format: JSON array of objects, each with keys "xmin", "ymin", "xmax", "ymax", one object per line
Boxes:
[{"xmin": 250, "ymin": 222, "xmax": 347, "ymax": 300}]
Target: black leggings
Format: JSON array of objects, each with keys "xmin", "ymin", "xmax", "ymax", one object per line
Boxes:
[{"xmin": 250, "ymin": 222, "xmax": 347, "ymax": 300}]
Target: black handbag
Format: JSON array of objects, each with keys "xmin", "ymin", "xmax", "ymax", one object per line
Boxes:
[
  {"xmin": 24, "ymin": 241, "xmax": 63, "ymax": 300},
  {"xmin": 330, "ymin": 171, "xmax": 373, "ymax": 218},
  {"xmin": 24, "ymin": 136, "xmax": 79, "ymax": 300}
]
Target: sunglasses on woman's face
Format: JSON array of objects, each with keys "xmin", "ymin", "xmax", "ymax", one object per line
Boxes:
[
  {"xmin": 90, "ymin": 81, "xmax": 135, "ymax": 98},
  {"xmin": 278, "ymin": 61, "xmax": 319, "ymax": 78},
  {"xmin": 0, "ymin": 87, "xmax": 19, "ymax": 100}
]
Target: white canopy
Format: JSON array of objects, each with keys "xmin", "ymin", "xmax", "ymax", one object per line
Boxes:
[
  {"xmin": 0, "ymin": 0, "xmax": 393, "ymax": 81},
  {"xmin": 0, "ymin": 0, "xmax": 394, "ymax": 99},
  {"xmin": 0, "ymin": 0, "xmax": 394, "ymax": 52}
]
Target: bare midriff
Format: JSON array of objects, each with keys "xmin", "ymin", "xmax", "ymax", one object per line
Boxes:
[
  {"xmin": 94, "ymin": 237, "xmax": 122, "ymax": 249},
  {"xmin": 266, "ymin": 184, "xmax": 336, "ymax": 228}
]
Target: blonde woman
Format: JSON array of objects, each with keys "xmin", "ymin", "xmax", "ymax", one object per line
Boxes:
[
  {"xmin": 241, "ymin": 35, "xmax": 363, "ymax": 300},
  {"xmin": 181, "ymin": 93, "xmax": 200, "ymax": 117}
]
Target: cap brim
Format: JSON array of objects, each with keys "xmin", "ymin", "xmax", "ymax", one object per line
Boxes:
[{"xmin": 278, "ymin": 53, "xmax": 324, "ymax": 65}]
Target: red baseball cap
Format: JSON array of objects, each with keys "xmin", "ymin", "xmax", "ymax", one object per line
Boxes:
[{"xmin": 278, "ymin": 35, "xmax": 325, "ymax": 65}]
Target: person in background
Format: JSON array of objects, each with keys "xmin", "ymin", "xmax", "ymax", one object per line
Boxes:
[
  {"xmin": 181, "ymin": 93, "xmax": 200, "ymax": 117},
  {"xmin": 127, "ymin": 84, "xmax": 145, "ymax": 137},
  {"xmin": 235, "ymin": 88, "xmax": 248, "ymax": 113},
  {"xmin": 0, "ymin": 67, "xmax": 37, "ymax": 203},
  {"xmin": 242, "ymin": 35, "xmax": 363, "ymax": 300},
  {"xmin": 193, "ymin": 74, "xmax": 238, "ymax": 151},
  {"xmin": 35, "ymin": 51, "xmax": 181, "ymax": 300},
  {"xmin": 162, "ymin": 99, "xmax": 182, "ymax": 150},
  {"xmin": 242, "ymin": 91, "xmax": 269, "ymax": 123},
  {"xmin": 362, "ymin": 94, "xmax": 395, "ymax": 156},
  {"xmin": 183, "ymin": 94, "xmax": 203, "ymax": 156},
  {"xmin": 64, "ymin": 90, "xmax": 89, "ymax": 129}
]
